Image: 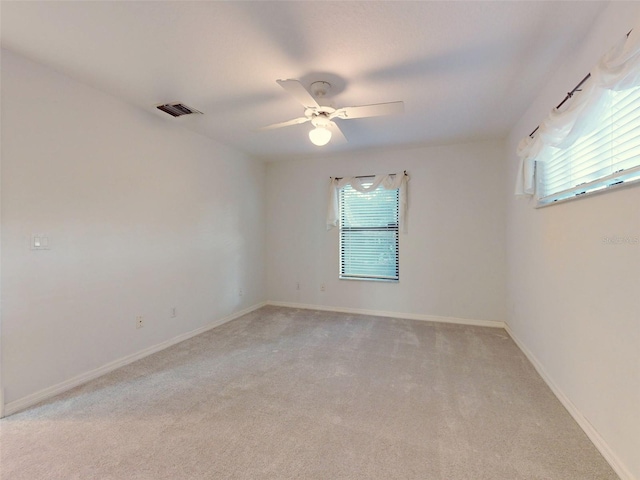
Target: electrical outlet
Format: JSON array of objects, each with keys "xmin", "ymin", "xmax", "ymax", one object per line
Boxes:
[
  {"xmin": 136, "ymin": 315, "xmax": 144, "ymax": 329},
  {"xmin": 320, "ymin": 283, "xmax": 326, "ymax": 292},
  {"xmin": 296, "ymin": 282, "xmax": 300, "ymax": 290},
  {"xmin": 170, "ymin": 307, "xmax": 177, "ymax": 318}
]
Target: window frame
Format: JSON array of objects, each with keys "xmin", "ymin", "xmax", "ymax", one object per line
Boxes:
[{"xmin": 338, "ymin": 181, "xmax": 400, "ymax": 282}]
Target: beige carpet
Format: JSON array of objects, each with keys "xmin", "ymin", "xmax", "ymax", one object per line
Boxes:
[{"xmin": 0, "ymin": 306, "xmax": 618, "ymax": 479}]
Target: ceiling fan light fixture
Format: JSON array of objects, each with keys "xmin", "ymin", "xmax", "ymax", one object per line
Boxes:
[{"xmin": 309, "ymin": 126, "xmax": 332, "ymax": 146}]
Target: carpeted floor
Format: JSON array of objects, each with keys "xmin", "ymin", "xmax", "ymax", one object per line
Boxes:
[{"xmin": 0, "ymin": 306, "xmax": 618, "ymax": 479}]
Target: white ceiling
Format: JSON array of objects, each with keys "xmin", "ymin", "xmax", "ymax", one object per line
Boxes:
[{"xmin": 1, "ymin": 1, "xmax": 607, "ymax": 161}]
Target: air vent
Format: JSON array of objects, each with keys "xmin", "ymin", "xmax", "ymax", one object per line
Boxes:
[{"xmin": 156, "ymin": 103, "xmax": 203, "ymax": 117}]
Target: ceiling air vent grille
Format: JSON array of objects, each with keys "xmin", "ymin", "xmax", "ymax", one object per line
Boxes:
[{"xmin": 156, "ymin": 103, "xmax": 203, "ymax": 117}]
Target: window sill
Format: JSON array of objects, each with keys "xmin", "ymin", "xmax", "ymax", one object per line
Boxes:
[
  {"xmin": 536, "ymin": 169, "xmax": 640, "ymax": 208},
  {"xmin": 339, "ymin": 276, "xmax": 399, "ymax": 283}
]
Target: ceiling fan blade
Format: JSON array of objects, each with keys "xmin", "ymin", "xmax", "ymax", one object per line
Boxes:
[
  {"xmin": 276, "ymin": 79, "xmax": 319, "ymax": 109},
  {"xmin": 258, "ymin": 116, "xmax": 310, "ymax": 131},
  {"xmin": 331, "ymin": 101, "xmax": 404, "ymax": 120},
  {"xmin": 329, "ymin": 121, "xmax": 348, "ymax": 144}
]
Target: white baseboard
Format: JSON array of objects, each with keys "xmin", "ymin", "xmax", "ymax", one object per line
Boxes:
[
  {"xmin": 2, "ymin": 302, "xmax": 266, "ymax": 418},
  {"xmin": 504, "ymin": 323, "xmax": 635, "ymax": 480},
  {"xmin": 266, "ymin": 301, "xmax": 505, "ymax": 329}
]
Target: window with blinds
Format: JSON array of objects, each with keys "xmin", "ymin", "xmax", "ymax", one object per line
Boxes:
[
  {"xmin": 339, "ymin": 182, "xmax": 399, "ymax": 281},
  {"xmin": 538, "ymin": 85, "xmax": 640, "ymax": 204}
]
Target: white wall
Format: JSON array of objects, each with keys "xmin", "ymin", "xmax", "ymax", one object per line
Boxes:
[
  {"xmin": 0, "ymin": 50, "xmax": 266, "ymax": 406},
  {"xmin": 505, "ymin": 3, "xmax": 640, "ymax": 479},
  {"xmin": 266, "ymin": 141, "xmax": 506, "ymax": 323}
]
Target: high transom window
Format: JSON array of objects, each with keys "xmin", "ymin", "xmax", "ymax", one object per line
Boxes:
[
  {"xmin": 515, "ymin": 29, "xmax": 640, "ymax": 205},
  {"xmin": 538, "ymin": 85, "xmax": 640, "ymax": 203}
]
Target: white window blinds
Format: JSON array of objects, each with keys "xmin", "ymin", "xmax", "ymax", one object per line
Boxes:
[
  {"xmin": 515, "ymin": 25, "xmax": 640, "ymax": 202},
  {"xmin": 339, "ymin": 183, "xmax": 399, "ymax": 281},
  {"xmin": 539, "ymin": 86, "xmax": 640, "ymax": 201}
]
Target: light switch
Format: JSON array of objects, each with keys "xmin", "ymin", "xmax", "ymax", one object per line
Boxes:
[{"xmin": 31, "ymin": 234, "xmax": 51, "ymax": 250}]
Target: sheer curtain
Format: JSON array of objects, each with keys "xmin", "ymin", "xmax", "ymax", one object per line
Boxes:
[
  {"xmin": 326, "ymin": 172, "xmax": 409, "ymax": 232},
  {"xmin": 515, "ymin": 24, "xmax": 640, "ymax": 196}
]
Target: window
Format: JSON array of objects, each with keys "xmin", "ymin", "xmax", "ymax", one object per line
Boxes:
[
  {"xmin": 538, "ymin": 85, "xmax": 640, "ymax": 204},
  {"xmin": 339, "ymin": 182, "xmax": 399, "ymax": 281},
  {"xmin": 515, "ymin": 30, "xmax": 640, "ymax": 203}
]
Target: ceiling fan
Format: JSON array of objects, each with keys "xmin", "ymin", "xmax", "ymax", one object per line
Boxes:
[{"xmin": 259, "ymin": 79, "xmax": 404, "ymax": 146}]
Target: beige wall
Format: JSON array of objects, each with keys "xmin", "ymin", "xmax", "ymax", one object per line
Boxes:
[
  {"xmin": 266, "ymin": 140, "xmax": 506, "ymax": 323},
  {"xmin": 1, "ymin": 50, "xmax": 266, "ymax": 406},
  {"xmin": 505, "ymin": 3, "xmax": 640, "ymax": 478}
]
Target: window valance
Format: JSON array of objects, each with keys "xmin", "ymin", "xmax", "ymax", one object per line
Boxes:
[{"xmin": 326, "ymin": 172, "xmax": 409, "ymax": 232}]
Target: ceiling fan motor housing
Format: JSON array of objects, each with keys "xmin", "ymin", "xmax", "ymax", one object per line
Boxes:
[{"xmin": 311, "ymin": 113, "xmax": 331, "ymax": 128}]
